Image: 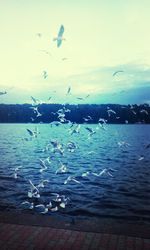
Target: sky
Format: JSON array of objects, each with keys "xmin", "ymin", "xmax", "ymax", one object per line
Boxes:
[{"xmin": 0, "ymin": 0, "xmax": 150, "ymax": 104}]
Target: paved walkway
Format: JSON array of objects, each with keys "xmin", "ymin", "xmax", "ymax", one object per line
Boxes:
[
  {"xmin": 0, "ymin": 222, "xmax": 150, "ymax": 250},
  {"xmin": 0, "ymin": 212, "xmax": 150, "ymax": 250}
]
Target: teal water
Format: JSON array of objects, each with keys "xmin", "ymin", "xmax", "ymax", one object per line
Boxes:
[{"xmin": 0, "ymin": 123, "xmax": 150, "ymax": 221}]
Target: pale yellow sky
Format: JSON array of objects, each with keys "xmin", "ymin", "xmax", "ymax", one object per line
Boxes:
[{"xmin": 0, "ymin": 0, "xmax": 150, "ymax": 103}]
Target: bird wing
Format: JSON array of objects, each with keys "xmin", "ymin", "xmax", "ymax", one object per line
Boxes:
[
  {"xmin": 58, "ymin": 25, "xmax": 64, "ymax": 37},
  {"xmin": 26, "ymin": 129, "xmax": 34, "ymax": 136},
  {"xmin": 113, "ymin": 70, "xmax": 124, "ymax": 76},
  {"xmin": 31, "ymin": 96, "xmax": 37, "ymax": 103},
  {"xmin": 85, "ymin": 127, "xmax": 92, "ymax": 133},
  {"xmin": 57, "ymin": 39, "xmax": 62, "ymax": 47},
  {"xmin": 67, "ymin": 87, "xmax": 71, "ymax": 94},
  {"xmin": 35, "ymin": 204, "xmax": 45, "ymax": 208},
  {"xmin": 0, "ymin": 92, "xmax": 6, "ymax": 95}
]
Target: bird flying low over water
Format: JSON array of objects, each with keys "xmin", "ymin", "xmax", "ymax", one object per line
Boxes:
[
  {"xmin": 113, "ymin": 70, "xmax": 124, "ymax": 77},
  {"xmin": 21, "ymin": 201, "xmax": 34, "ymax": 210},
  {"xmin": 53, "ymin": 25, "xmax": 65, "ymax": 47}
]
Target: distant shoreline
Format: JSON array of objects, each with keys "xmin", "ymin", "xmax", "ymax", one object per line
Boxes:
[{"xmin": 0, "ymin": 103, "xmax": 149, "ymax": 124}]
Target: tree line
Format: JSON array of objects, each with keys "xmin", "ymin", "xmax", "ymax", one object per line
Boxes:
[{"xmin": 0, "ymin": 103, "xmax": 149, "ymax": 123}]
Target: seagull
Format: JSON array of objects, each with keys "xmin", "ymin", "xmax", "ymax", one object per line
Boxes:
[
  {"xmin": 92, "ymin": 168, "xmax": 113, "ymax": 177},
  {"xmin": 132, "ymin": 111, "xmax": 136, "ymax": 115},
  {"xmin": 52, "ymin": 195, "xmax": 62, "ymax": 202},
  {"xmin": 113, "ymin": 70, "xmax": 124, "ymax": 77},
  {"xmin": 26, "ymin": 128, "xmax": 39, "ymax": 138},
  {"xmin": 69, "ymin": 124, "xmax": 81, "ymax": 135},
  {"xmin": 67, "ymin": 141, "xmax": 77, "ymax": 152},
  {"xmin": 66, "ymin": 86, "xmax": 71, "ymax": 95},
  {"xmin": 0, "ymin": 91, "xmax": 7, "ymax": 95},
  {"xmin": 37, "ymin": 180, "xmax": 49, "ymax": 188},
  {"xmin": 82, "ymin": 171, "xmax": 90, "ymax": 177},
  {"xmin": 31, "ymin": 96, "xmax": 39, "ymax": 104},
  {"xmin": 85, "ymin": 127, "xmax": 93, "ymax": 133},
  {"xmin": 50, "ymin": 206, "xmax": 58, "ymax": 212},
  {"xmin": 43, "ymin": 70, "xmax": 48, "ymax": 79},
  {"xmin": 83, "ymin": 116, "xmax": 93, "ymax": 122},
  {"xmin": 62, "ymin": 57, "xmax": 67, "ymax": 61},
  {"xmin": 99, "ymin": 118, "xmax": 107, "ymax": 124},
  {"xmin": 50, "ymin": 140, "xmax": 64, "ymax": 155},
  {"xmin": 117, "ymin": 141, "xmax": 130, "ymax": 147},
  {"xmin": 21, "ymin": 201, "xmax": 34, "ymax": 210},
  {"xmin": 84, "ymin": 151, "xmax": 95, "ymax": 155},
  {"xmin": 140, "ymin": 109, "xmax": 149, "ymax": 115},
  {"xmin": 36, "ymin": 33, "xmax": 42, "ymax": 38},
  {"xmin": 31, "ymin": 106, "xmax": 42, "ymax": 117},
  {"xmin": 45, "ymin": 156, "xmax": 52, "ymax": 165},
  {"xmin": 53, "ymin": 25, "xmax": 65, "ymax": 47},
  {"xmin": 28, "ymin": 180, "xmax": 40, "ymax": 198},
  {"xmin": 107, "ymin": 109, "xmax": 116, "ymax": 117},
  {"xmin": 138, "ymin": 156, "xmax": 144, "ymax": 161},
  {"xmin": 13, "ymin": 165, "xmax": 22, "ymax": 179},
  {"xmin": 56, "ymin": 163, "xmax": 68, "ymax": 174},
  {"xmin": 39, "ymin": 159, "xmax": 47, "ymax": 173},
  {"xmin": 13, "ymin": 172, "xmax": 18, "ymax": 179},
  {"xmin": 26, "ymin": 128, "xmax": 34, "ymax": 137},
  {"xmin": 35, "ymin": 204, "xmax": 48, "ymax": 214},
  {"xmin": 46, "ymin": 201, "xmax": 52, "ymax": 209},
  {"xmin": 52, "ymin": 194, "xmax": 69, "ymax": 207},
  {"xmin": 50, "ymin": 121, "xmax": 61, "ymax": 126},
  {"xmin": 92, "ymin": 169, "xmax": 107, "ymax": 176},
  {"xmin": 77, "ymin": 97, "xmax": 84, "ymax": 100},
  {"xmin": 64, "ymin": 176, "xmax": 80, "ymax": 185},
  {"xmin": 97, "ymin": 118, "xmax": 107, "ymax": 130},
  {"xmin": 85, "ymin": 127, "xmax": 96, "ymax": 137},
  {"xmin": 60, "ymin": 202, "xmax": 66, "ymax": 208}
]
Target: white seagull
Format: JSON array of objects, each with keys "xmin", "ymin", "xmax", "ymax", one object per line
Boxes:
[{"xmin": 53, "ymin": 25, "xmax": 65, "ymax": 47}]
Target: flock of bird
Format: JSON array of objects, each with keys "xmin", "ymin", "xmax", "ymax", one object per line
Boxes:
[
  {"xmin": 11, "ymin": 99, "xmax": 149, "ymax": 215},
  {"xmin": 1, "ymin": 24, "xmax": 150, "ymax": 215}
]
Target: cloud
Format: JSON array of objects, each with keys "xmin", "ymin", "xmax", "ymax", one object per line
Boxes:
[{"xmin": 0, "ymin": 63, "xmax": 150, "ymax": 104}]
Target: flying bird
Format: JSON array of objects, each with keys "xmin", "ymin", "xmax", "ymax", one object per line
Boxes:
[
  {"xmin": 62, "ymin": 57, "xmax": 68, "ymax": 61},
  {"xmin": 0, "ymin": 91, "xmax": 7, "ymax": 95},
  {"xmin": 35, "ymin": 204, "xmax": 48, "ymax": 214},
  {"xmin": 113, "ymin": 70, "xmax": 124, "ymax": 77},
  {"xmin": 53, "ymin": 25, "xmax": 65, "ymax": 47},
  {"xmin": 30, "ymin": 96, "xmax": 40, "ymax": 104},
  {"xmin": 26, "ymin": 128, "xmax": 35, "ymax": 137},
  {"xmin": 77, "ymin": 97, "xmax": 84, "ymax": 100},
  {"xmin": 36, "ymin": 33, "xmax": 42, "ymax": 38},
  {"xmin": 21, "ymin": 201, "xmax": 34, "ymax": 210},
  {"xmin": 43, "ymin": 71, "xmax": 48, "ymax": 79},
  {"xmin": 66, "ymin": 86, "xmax": 71, "ymax": 95}
]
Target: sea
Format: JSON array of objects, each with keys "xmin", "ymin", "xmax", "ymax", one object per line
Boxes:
[{"xmin": 0, "ymin": 123, "xmax": 150, "ymax": 223}]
